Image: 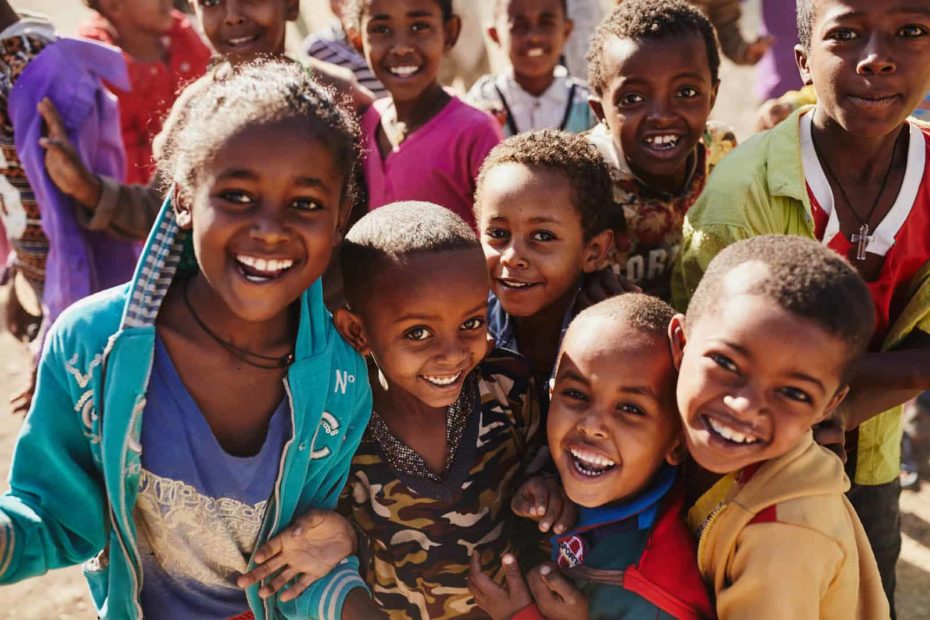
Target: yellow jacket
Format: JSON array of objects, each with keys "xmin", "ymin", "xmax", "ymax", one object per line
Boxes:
[
  {"xmin": 694, "ymin": 433, "xmax": 890, "ymax": 620},
  {"xmin": 674, "ymin": 107, "xmax": 930, "ymax": 485}
]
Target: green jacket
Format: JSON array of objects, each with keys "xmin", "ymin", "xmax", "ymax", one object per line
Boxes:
[{"xmin": 673, "ymin": 107, "xmax": 930, "ymax": 486}]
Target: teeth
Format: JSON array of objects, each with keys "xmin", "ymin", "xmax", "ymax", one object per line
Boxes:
[
  {"xmin": 569, "ymin": 447, "xmax": 616, "ymax": 476},
  {"xmin": 389, "ymin": 65, "xmax": 419, "ymax": 77},
  {"xmin": 500, "ymin": 279, "xmax": 535, "ymax": 289},
  {"xmin": 228, "ymin": 36, "xmax": 256, "ymax": 45},
  {"xmin": 526, "ymin": 48, "xmax": 545, "ymax": 57},
  {"xmin": 236, "ymin": 255, "xmax": 294, "ymax": 274},
  {"xmin": 646, "ymin": 134, "xmax": 680, "ymax": 148},
  {"xmin": 422, "ymin": 372, "xmax": 462, "ymax": 386},
  {"xmin": 707, "ymin": 417, "xmax": 760, "ymax": 445}
]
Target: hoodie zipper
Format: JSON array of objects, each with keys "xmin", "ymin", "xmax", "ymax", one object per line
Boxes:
[{"xmin": 696, "ymin": 502, "xmax": 727, "ymax": 573}]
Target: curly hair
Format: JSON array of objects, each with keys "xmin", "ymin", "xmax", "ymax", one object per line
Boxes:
[
  {"xmin": 687, "ymin": 236, "xmax": 875, "ymax": 382},
  {"xmin": 346, "ymin": 0, "xmax": 455, "ymax": 27},
  {"xmin": 340, "ymin": 201, "xmax": 480, "ymax": 310},
  {"xmin": 474, "ymin": 129, "xmax": 619, "ymax": 241},
  {"xmin": 156, "ymin": 59, "xmax": 360, "ymax": 209},
  {"xmin": 797, "ymin": 0, "xmax": 815, "ymax": 49},
  {"xmin": 572, "ymin": 293, "xmax": 676, "ymax": 338},
  {"xmin": 586, "ymin": 0, "xmax": 720, "ymax": 95}
]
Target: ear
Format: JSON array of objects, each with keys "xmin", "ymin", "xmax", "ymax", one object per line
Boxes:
[
  {"xmin": 669, "ymin": 313, "xmax": 687, "ymax": 372},
  {"xmin": 588, "ymin": 95, "xmax": 606, "ymax": 124},
  {"xmin": 285, "ymin": 0, "xmax": 301, "ymax": 22},
  {"xmin": 581, "ymin": 229, "xmax": 613, "ymax": 274},
  {"xmin": 488, "ymin": 25, "xmax": 501, "ymax": 47},
  {"xmin": 172, "ymin": 185, "xmax": 193, "ymax": 230},
  {"xmin": 795, "ymin": 43, "xmax": 813, "ymax": 85},
  {"xmin": 563, "ymin": 18, "xmax": 574, "ymax": 41},
  {"xmin": 709, "ymin": 79, "xmax": 720, "ymax": 111},
  {"xmin": 333, "ymin": 307, "xmax": 371, "ymax": 355},
  {"xmin": 665, "ymin": 434, "xmax": 686, "ymax": 466},
  {"xmin": 444, "ymin": 15, "xmax": 463, "ymax": 49},
  {"xmin": 817, "ymin": 385, "xmax": 850, "ymax": 424}
]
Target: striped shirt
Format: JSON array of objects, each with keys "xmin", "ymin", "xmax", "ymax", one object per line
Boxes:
[{"xmin": 303, "ymin": 21, "xmax": 387, "ymax": 99}]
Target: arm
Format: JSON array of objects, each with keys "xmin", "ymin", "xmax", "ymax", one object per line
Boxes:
[
  {"xmin": 701, "ymin": 0, "xmax": 772, "ymax": 66},
  {"xmin": 0, "ymin": 327, "xmax": 108, "ymax": 582},
  {"xmin": 714, "ymin": 523, "xmax": 843, "ymax": 620}
]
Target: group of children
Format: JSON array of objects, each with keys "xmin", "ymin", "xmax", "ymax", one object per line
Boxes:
[{"xmin": 0, "ymin": 0, "xmax": 928, "ymax": 618}]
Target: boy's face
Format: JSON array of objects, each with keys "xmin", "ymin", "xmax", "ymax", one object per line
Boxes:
[
  {"xmin": 343, "ymin": 248, "xmax": 493, "ymax": 409},
  {"xmin": 548, "ymin": 317, "xmax": 681, "ymax": 508},
  {"xmin": 671, "ymin": 264, "xmax": 851, "ymax": 474},
  {"xmin": 490, "ymin": 0, "xmax": 573, "ymax": 82},
  {"xmin": 478, "ymin": 163, "xmax": 610, "ymax": 318},
  {"xmin": 360, "ymin": 0, "xmax": 460, "ymax": 105},
  {"xmin": 796, "ymin": 0, "xmax": 930, "ymax": 138},
  {"xmin": 590, "ymin": 34, "xmax": 717, "ymax": 187},
  {"xmin": 178, "ymin": 119, "xmax": 345, "ymax": 323},
  {"xmin": 192, "ymin": 0, "xmax": 298, "ymax": 63}
]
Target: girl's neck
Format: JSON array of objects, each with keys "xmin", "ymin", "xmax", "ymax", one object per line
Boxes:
[
  {"xmin": 515, "ymin": 69, "xmax": 556, "ymax": 98},
  {"xmin": 185, "ymin": 274, "xmax": 297, "ymax": 355},
  {"xmin": 0, "ymin": 4, "xmax": 18, "ymax": 33},
  {"xmin": 632, "ymin": 149, "xmax": 697, "ymax": 195},
  {"xmin": 811, "ymin": 109, "xmax": 907, "ymax": 184},
  {"xmin": 116, "ymin": 27, "xmax": 166, "ymax": 64},
  {"xmin": 392, "ymin": 82, "xmax": 450, "ymax": 129}
]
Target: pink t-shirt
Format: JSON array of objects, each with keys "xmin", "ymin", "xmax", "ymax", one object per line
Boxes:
[{"xmin": 362, "ymin": 94, "xmax": 503, "ymax": 228}]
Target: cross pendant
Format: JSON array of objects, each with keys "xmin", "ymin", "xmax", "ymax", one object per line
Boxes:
[{"xmin": 850, "ymin": 223, "xmax": 873, "ymax": 262}]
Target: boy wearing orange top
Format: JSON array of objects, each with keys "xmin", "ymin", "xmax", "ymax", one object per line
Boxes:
[{"xmin": 78, "ymin": 0, "xmax": 210, "ymax": 183}]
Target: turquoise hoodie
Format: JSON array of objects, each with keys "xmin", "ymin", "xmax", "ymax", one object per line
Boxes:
[{"xmin": 0, "ymin": 199, "xmax": 373, "ymax": 619}]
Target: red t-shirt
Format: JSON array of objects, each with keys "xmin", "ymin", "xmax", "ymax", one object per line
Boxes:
[
  {"xmin": 79, "ymin": 11, "xmax": 211, "ymax": 184},
  {"xmin": 803, "ymin": 117, "xmax": 930, "ymax": 349}
]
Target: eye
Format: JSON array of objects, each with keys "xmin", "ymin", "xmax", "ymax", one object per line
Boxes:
[
  {"xmin": 198, "ymin": 0, "xmax": 222, "ymax": 7},
  {"xmin": 779, "ymin": 386, "xmax": 813, "ymax": 404},
  {"xmin": 617, "ymin": 403, "xmax": 645, "ymax": 416},
  {"xmin": 461, "ymin": 317, "xmax": 485, "ymax": 331},
  {"xmin": 678, "ymin": 86, "xmax": 700, "ymax": 98},
  {"xmin": 710, "ymin": 353, "xmax": 739, "ymax": 373},
  {"xmin": 411, "ymin": 21, "xmax": 432, "ymax": 33},
  {"xmin": 484, "ymin": 227, "xmax": 510, "ymax": 240},
  {"xmin": 217, "ymin": 190, "xmax": 253, "ymax": 205},
  {"xmin": 405, "ymin": 327, "xmax": 432, "ymax": 341},
  {"xmin": 899, "ymin": 24, "xmax": 928, "ymax": 38},
  {"xmin": 369, "ymin": 24, "xmax": 390, "ymax": 35},
  {"xmin": 619, "ymin": 93, "xmax": 644, "ymax": 106},
  {"xmin": 291, "ymin": 197, "xmax": 324, "ymax": 212},
  {"xmin": 531, "ymin": 230, "xmax": 556, "ymax": 242},
  {"xmin": 561, "ymin": 388, "xmax": 587, "ymax": 402},
  {"xmin": 828, "ymin": 28, "xmax": 858, "ymax": 41}
]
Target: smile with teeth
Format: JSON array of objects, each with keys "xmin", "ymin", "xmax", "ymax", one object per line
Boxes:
[
  {"xmin": 227, "ymin": 35, "xmax": 259, "ymax": 46},
  {"xmin": 389, "ymin": 65, "xmax": 420, "ymax": 78},
  {"xmin": 421, "ymin": 372, "xmax": 463, "ymax": 387},
  {"xmin": 569, "ymin": 447, "xmax": 616, "ymax": 477},
  {"xmin": 235, "ymin": 255, "xmax": 295, "ymax": 282},
  {"xmin": 705, "ymin": 416, "xmax": 763, "ymax": 446},
  {"xmin": 644, "ymin": 134, "xmax": 681, "ymax": 150},
  {"xmin": 498, "ymin": 278, "xmax": 539, "ymax": 290},
  {"xmin": 526, "ymin": 48, "xmax": 545, "ymax": 57}
]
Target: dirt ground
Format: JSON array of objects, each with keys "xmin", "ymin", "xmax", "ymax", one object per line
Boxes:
[{"xmin": 0, "ymin": 0, "xmax": 928, "ymax": 618}]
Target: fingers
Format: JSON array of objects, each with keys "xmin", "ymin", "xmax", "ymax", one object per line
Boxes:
[
  {"xmin": 500, "ymin": 554, "xmax": 530, "ymax": 602},
  {"xmin": 525, "ymin": 565, "xmax": 550, "ymax": 603},
  {"xmin": 37, "ymin": 97, "xmax": 67, "ymax": 140},
  {"xmin": 278, "ymin": 571, "xmax": 318, "ymax": 603},
  {"xmin": 512, "ymin": 480, "xmax": 548, "ymax": 520},
  {"xmin": 551, "ymin": 496, "xmax": 577, "ymax": 535},
  {"xmin": 253, "ymin": 535, "xmax": 284, "ymax": 565},
  {"xmin": 539, "ymin": 564, "xmax": 580, "ymax": 605},
  {"xmin": 467, "ymin": 550, "xmax": 499, "ymax": 596},
  {"xmin": 236, "ymin": 552, "xmax": 287, "ymax": 588},
  {"xmin": 259, "ymin": 567, "xmax": 298, "ymax": 599}
]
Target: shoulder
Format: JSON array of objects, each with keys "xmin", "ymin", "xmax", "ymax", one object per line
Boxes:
[
  {"xmin": 42, "ymin": 284, "xmax": 130, "ymax": 369},
  {"xmin": 477, "ymin": 348, "xmax": 532, "ymax": 407},
  {"xmin": 446, "ymin": 96, "xmax": 501, "ymax": 133},
  {"xmin": 467, "ymin": 74, "xmax": 500, "ymax": 100}
]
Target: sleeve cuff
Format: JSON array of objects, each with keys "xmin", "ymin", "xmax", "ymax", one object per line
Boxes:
[
  {"xmin": 511, "ymin": 603, "xmax": 545, "ymax": 620},
  {"xmin": 76, "ymin": 176, "xmax": 119, "ymax": 231},
  {"xmin": 278, "ymin": 556, "xmax": 370, "ymax": 620}
]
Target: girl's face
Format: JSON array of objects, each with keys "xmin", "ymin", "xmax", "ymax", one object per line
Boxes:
[
  {"xmin": 192, "ymin": 0, "xmax": 298, "ymax": 63},
  {"xmin": 178, "ymin": 118, "xmax": 347, "ymax": 323},
  {"xmin": 360, "ymin": 0, "xmax": 460, "ymax": 105}
]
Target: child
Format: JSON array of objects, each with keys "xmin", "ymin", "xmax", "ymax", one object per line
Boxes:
[
  {"xmin": 305, "ymin": 0, "xmax": 388, "ymax": 99},
  {"xmin": 0, "ymin": 4, "xmax": 138, "ymax": 413},
  {"xmin": 671, "ymin": 236, "xmax": 889, "ymax": 618},
  {"xmin": 78, "ymin": 0, "xmax": 211, "ymax": 183},
  {"xmin": 352, "ymin": 0, "xmax": 503, "ymax": 227},
  {"xmin": 469, "ymin": 294, "xmax": 712, "ymax": 620},
  {"xmin": 586, "ymin": 0, "xmax": 737, "ymax": 301},
  {"xmin": 674, "ymin": 1, "xmax": 930, "ymax": 611},
  {"xmin": 330, "ymin": 202, "xmax": 542, "ymax": 618},
  {"xmin": 467, "ymin": 0, "xmax": 596, "ymax": 137},
  {"xmin": 0, "ymin": 60, "xmax": 378, "ymax": 619},
  {"xmin": 478, "ymin": 130, "xmax": 615, "ymax": 380}
]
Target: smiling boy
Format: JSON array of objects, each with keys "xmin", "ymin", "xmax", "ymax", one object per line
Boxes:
[
  {"xmin": 672, "ymin": 236, "xmax": 888, "ymax": 619},
  {"xmin": 673, "ymin": 1, "xmax": 930, "ymax": 611},
  {"xmin": 467, "ymin": 0, "xmax": 596, "ymax": 136},
  {"xmin": 585, "ymin": 0, "xmax": 737, "ymax": 301}
]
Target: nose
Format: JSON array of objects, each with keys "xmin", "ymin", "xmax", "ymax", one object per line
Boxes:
[
  {"xmin": 576, "ymin": 409, "xmax": 609, "ymax": 439},
  {"xmin": 435, "ymin": 334, "xmax": 468, "ymax": 366},
  {"xmin": 249, "ymin": 208, "xmax": 289, "ymax": 245},
  {"xmin": 722, "ymin": 382, "xmax": 765, "ymax": 419},
  {"xmin": 499, "ymin": 242, "xmax": 529, "ymax": 270},
  {"xmin": 857, "ymin": 33, "xmax": 896, "ymax": 75},
  {"xmin": 224, "ymin": 0, "xmax": 246, "ymax": 25},
  {"xmin": 647, "ymin": 97, "xmax": 676, "ymax": 127}
]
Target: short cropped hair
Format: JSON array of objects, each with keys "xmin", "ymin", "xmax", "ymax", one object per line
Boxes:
[
  {"xmin": 346, "ymin": 0, "xmax": 455, "ymax": 27},
  {"xmin": 687, "ymin": 236, "xmax": 875, "ymax": 380},
  {"xmin": 587, "ymin": 0, "xmax": 720, "ymax": 95},
  {"xmin": 797, "ymin": 0, "xmax": 815, "ymax": 49},
  {"xmin": 475, "ymin": 129, "xmax": 618, "ymax": 241},
  {"xmin": 495, "ymin": 0, "xmax": 567, "ymax": 17},
  {"xmin": 572, "ymin": 293, "xmax": 676, "ymax": 338},
  {"xmin": 341, "ymin": 201, "xmax": 480, "ymax": 309}
]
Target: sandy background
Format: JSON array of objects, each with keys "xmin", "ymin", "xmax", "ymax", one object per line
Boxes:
[{"xmin": 0, "ymin": 0, "xmax": 927, "ymax": 618}]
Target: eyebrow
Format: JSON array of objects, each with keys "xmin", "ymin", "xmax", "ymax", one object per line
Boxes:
[
  {"xmin": 216, "ymin": 169, "xmax": 328, "ymax": 190},
  {"xmin": 720, "ymin": 340, "xmax": 826, "ymax": 393},
  {"xmin": 828, "ymin": 7, "xmax": 930, "ymax": 21},
  {"xmin": 393, "ymin": 301, "xmax": 487, "ymax": 324},
  {"xmin": 559, "ymin": 370, "xmax": 659, "ymax": 400}
]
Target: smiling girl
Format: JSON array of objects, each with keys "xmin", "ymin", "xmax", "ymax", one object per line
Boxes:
[
  {"xmin": 0, "ymin": 61, "xmax": 379, "ymax": 620},
  {"xmin": 351, "ymin": 0, "xmax": 502, "ymax": 228}
]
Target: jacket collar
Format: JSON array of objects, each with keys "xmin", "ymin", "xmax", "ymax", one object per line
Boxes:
[{"xmin": 764, "ymin": 105, "xmax": 813, "ymax": 206}]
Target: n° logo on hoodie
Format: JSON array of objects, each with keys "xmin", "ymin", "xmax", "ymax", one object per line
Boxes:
[{"xmin": 334, "ymin": 369, "xmax": 356, "ymax": 394}]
